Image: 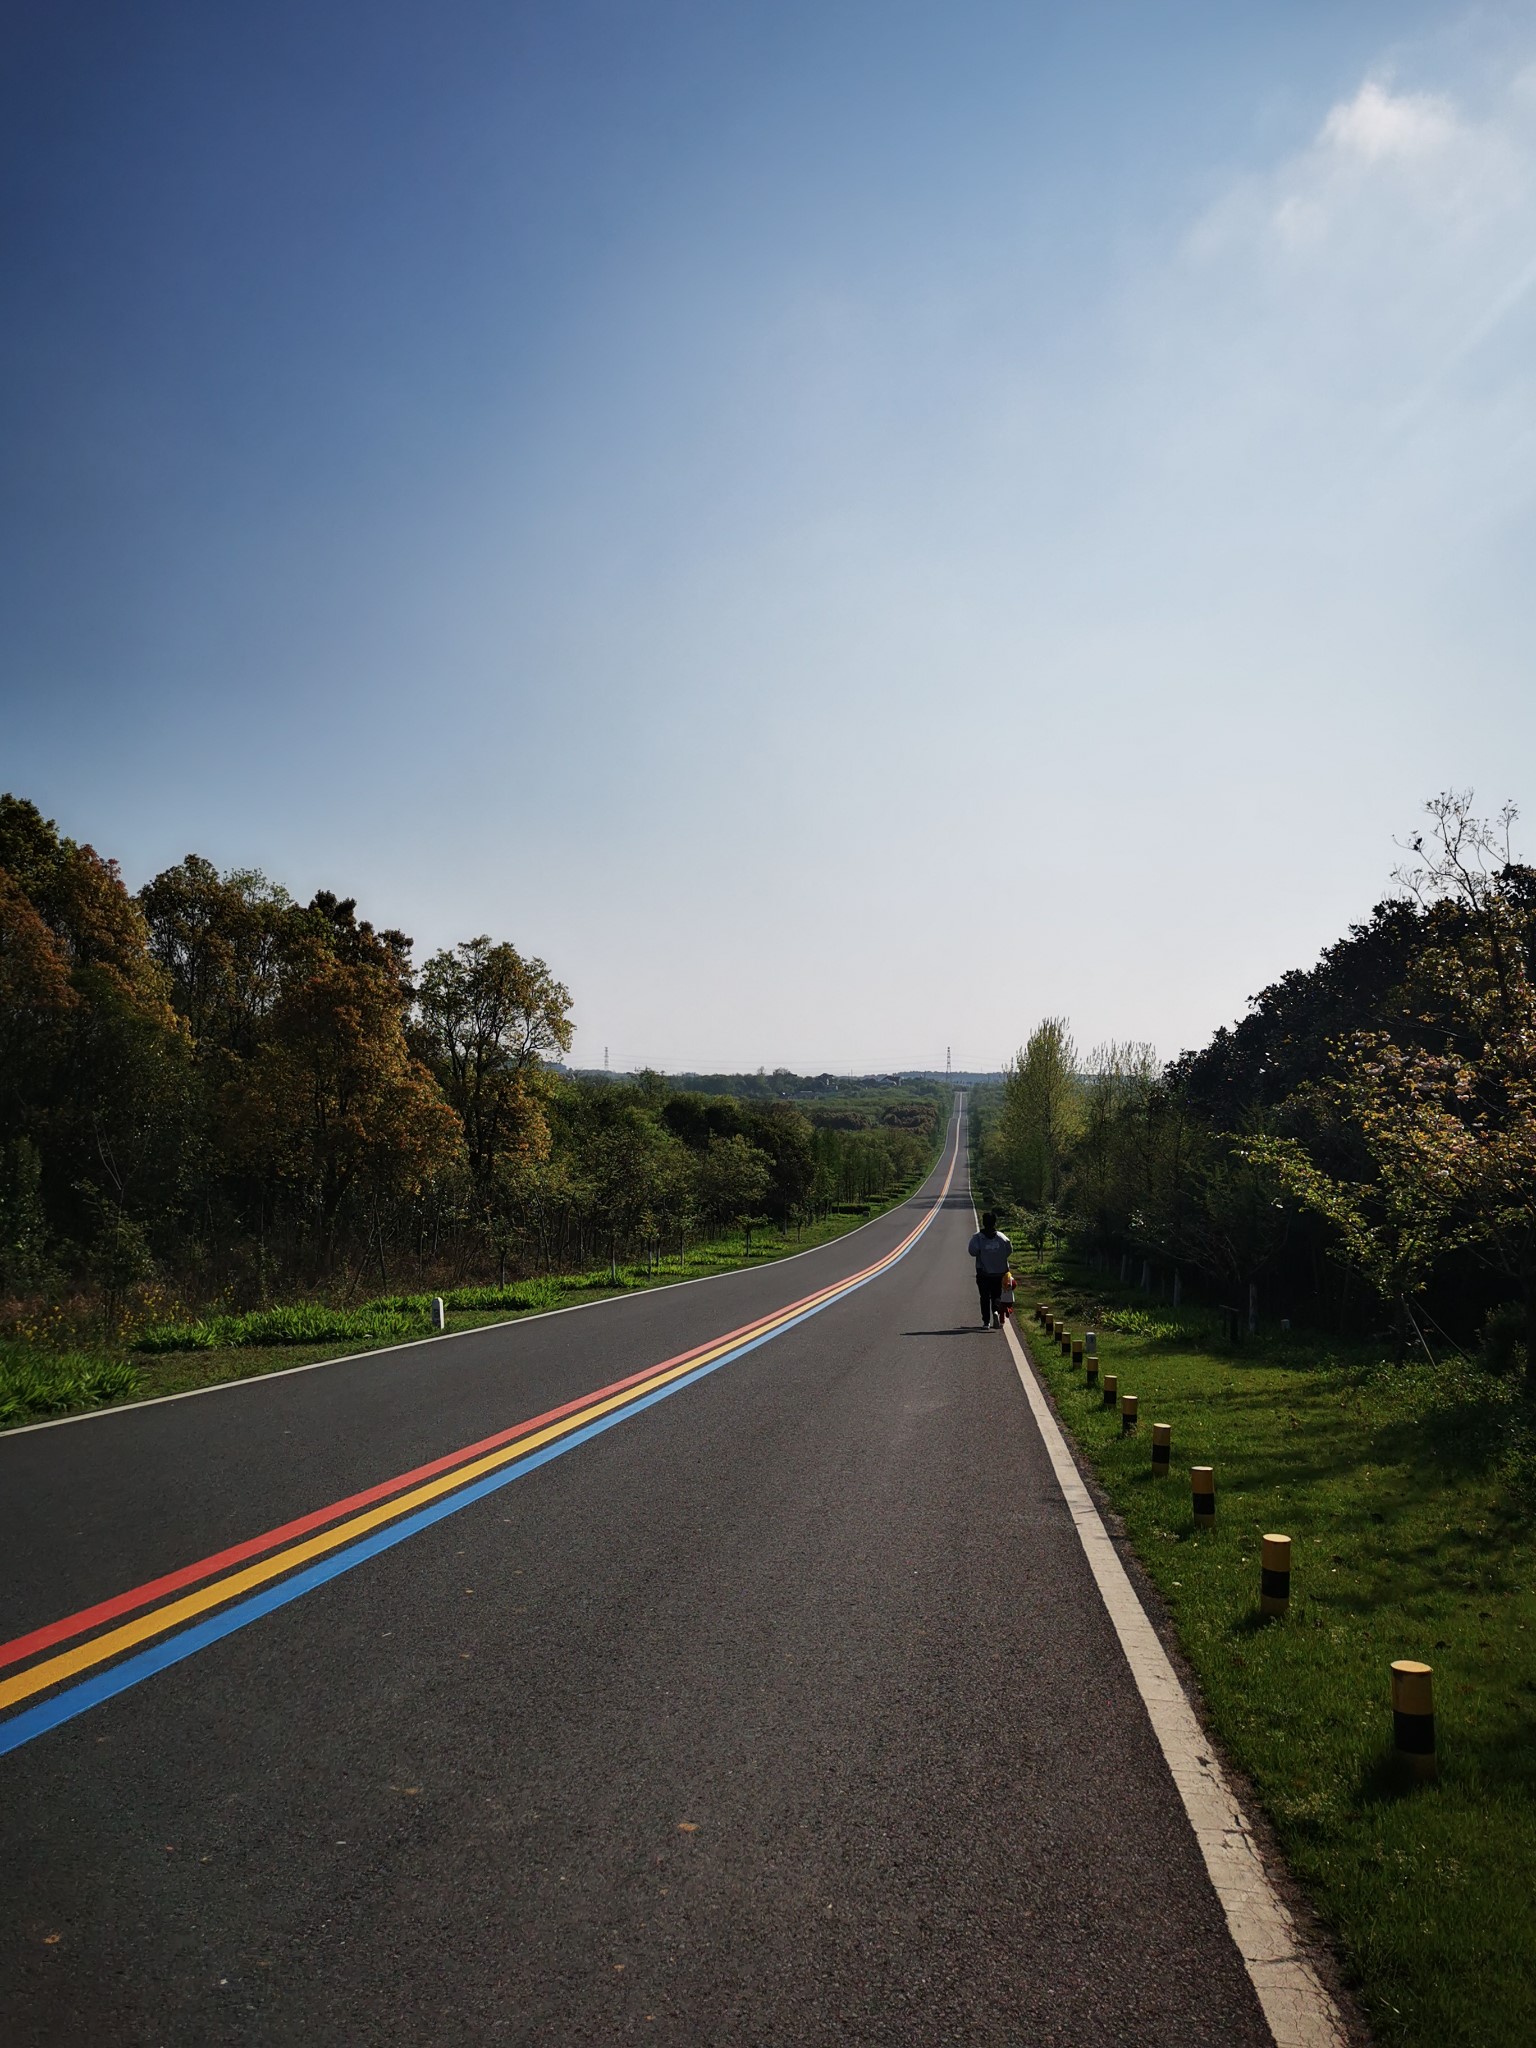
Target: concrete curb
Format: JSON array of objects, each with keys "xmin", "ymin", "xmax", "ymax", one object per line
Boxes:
[{"xmin": 1002, "ymin": 1313, "xmax": 1349, "ymax": 2048}]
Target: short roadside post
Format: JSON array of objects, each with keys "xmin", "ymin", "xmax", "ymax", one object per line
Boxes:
[
  {"xmin": 1391, "ymin": 1662, "xmax": 1437, "ymax": 1780},
  {"xmin": 431, "ymin": 1296, "xmax": 447, "ymax": 1332},
  {"xmin": 1151, "ymin": 1422, "xmax": 1171, "ymax": 1475},
  {"xmin": 1102, "ymin": 1371, "xmax": 1118, "ymax": 1411},
  {"xmin": 1191, "ymin": 1465, "xmax": 1215, "ymax": 1526},
  {"xmin": 1120, "ymin": 1392, "xmax": 1138, "ymax": 1435},
  {"xmin": 1259, "ymin": 1534, "xmax": 1291, "ymax": 1616}
]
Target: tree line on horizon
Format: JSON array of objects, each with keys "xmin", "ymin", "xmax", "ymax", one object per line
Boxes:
[
  {"xmin": 976, "ymin": 794, "xmax": 1536, "ymax": 1382},
  {"xmin": 0, "ymin": 794, "xmax": 940, "ymax": 1328}
]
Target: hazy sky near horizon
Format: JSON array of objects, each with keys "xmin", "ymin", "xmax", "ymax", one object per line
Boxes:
[{"xmin": 5, "ymin": 2, "xmax": 1536, "ymax": 1072}]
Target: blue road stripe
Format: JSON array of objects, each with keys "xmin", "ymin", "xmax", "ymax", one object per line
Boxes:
[{"xmin": 1, "ymin": 1209, "xmax": 930, "ymax": 1758}]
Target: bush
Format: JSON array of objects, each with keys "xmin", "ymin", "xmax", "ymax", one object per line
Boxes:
[
  {"xmin": 442, "ymin": 1281, "xmax": 564, "ymax": 1313},
  {"xmin": 1095, "ymin": 1307, "xmax": 1194, "ymax": 1342},
  {"xmin": 0, "ymin": 1342, "xmax": 139, "ymax": 1425},
  {"xmin": 1481, "ymin": 1302, "xmax": 1529, "ymax": 1378},
  {"xmin": 131, "ymin": 1282, "xmax": 569, "ymax": 1352},
  {"xmin": 133, "ymin": 1303, "xmax": 425, "ymax": 1352}
]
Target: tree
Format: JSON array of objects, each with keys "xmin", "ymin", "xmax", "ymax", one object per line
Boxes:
[
  {"xmin": 1141, "ymin": 1125, "xmax": 1289, "ymax": 1313},
  {"xmin": 0, "ymin": 795, "xmax": 187, "ymax": 1273},
  {"xmin": 1072, "ymin": 1041, "xmax": 1158, "ymax": 1240},
  {"xmin": 694, "ymin": 1134, "xmax": 772, "ymax": 1247},
  {"xmin": 1390, "ymin": 793, "xmax": 1536, "ymax": 1378},
  {"xmin": 742, "ymin": 1104, "xmax": 815, "ymax": 1225},
  {"xmin": 139, "ymin": 857, "xmax": 302, "ymax": 1057},
  {"xmin": 586, "ymin": 1107, "xmax": 686, "ymax": 1280},
  {"xmin": 997, "ymin": 1018, "xmax": 1079, "ymax": 1206},
  {"xmin": 416, "ymin": 937, "xmax": 571, "ymax": 1199},
  {"xmin": 1242, "ymin": 1037, "xmax": 1477, "ymax": 1359},
  {"xmin": 226, "ymin": 959, "xmax": 463, "ymax": 1269}
]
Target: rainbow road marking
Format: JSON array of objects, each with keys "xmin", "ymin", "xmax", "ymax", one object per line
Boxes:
[{"xmin": 0, "ymin": 1126, "xmax": 958, "ymax": 1757}]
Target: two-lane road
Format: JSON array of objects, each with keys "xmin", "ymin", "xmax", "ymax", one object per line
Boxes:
[{"xmin": 2, "ymin": 1103, "xmax": 1292, "ymax": 2044}]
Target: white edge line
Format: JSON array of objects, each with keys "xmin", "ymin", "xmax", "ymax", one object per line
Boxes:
[
  {"xmin": 4, "ymin": 1100, "xmax": 966, "ymax": 1441},
  {"xmin": 1001, "ymin": 1313, "xmax": 1348, "ymax": 2048}
]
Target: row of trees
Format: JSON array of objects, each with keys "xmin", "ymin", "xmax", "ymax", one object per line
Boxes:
[
  {"xmin": 976, "ymin": 794, "xmax": 1536, "ymax": 1380},
  {"xmin": 0, "ymin": 795, "xmax": 938, "ymax": 1319}
]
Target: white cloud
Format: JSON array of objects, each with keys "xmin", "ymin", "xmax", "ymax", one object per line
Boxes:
[
  {"xmin": 1320, "ymin": 78, "xmax": 1458, "ymax": 163},
  {"xmin": 1188, "ymin": 66, "xmax": 1532, "ymax": 269},
  {"xmin": 1086, "ymin": 41, "xmax": 1536, "ymax": 623}
]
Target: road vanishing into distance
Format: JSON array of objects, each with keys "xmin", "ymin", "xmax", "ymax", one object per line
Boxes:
[{"xmin": 2, "ymin": 1103, "xmax": 1324, "ymax": 2045}]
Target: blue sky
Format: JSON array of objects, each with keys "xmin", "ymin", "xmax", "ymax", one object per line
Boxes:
[{"xmin": 5, "ymin": 2, "xmax": 1535, "ymax": 1070}]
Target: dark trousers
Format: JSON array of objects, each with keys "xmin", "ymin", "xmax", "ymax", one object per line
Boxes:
[{"xmin": 976, "ymin": 1269, "xmax": 1003, "ymax": 1324}]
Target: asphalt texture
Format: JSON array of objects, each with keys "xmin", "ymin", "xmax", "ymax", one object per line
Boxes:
[{"xmin": 1, "ymin": 1106, "xmax": 1273, "ymax": 2046}]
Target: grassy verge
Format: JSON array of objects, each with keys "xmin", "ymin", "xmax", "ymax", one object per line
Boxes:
[
  {"xmin": 0, "ymin": 1343, "xmax": 140, "ymax": 1429},
  {"xmin": 1016, "ymin": 1250, "xmax": 1536, "ymax": 2048},
  {"xmin": 0, "ymin": 1180, "xmax": 933, "ymax": 1433}
]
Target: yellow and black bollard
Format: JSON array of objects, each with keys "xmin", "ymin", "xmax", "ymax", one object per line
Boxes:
[
  {"xmin": 1260, "ymin": 1534, "xmax": 1291, "ymax": 1616},
  {"xmin": 1151, "ymin": 1422, "xmax": 1171, "ymax": 1475},
  {"xmin": 1059, "ymin": 1326, "xmax": 1072, "ymax": 1357},
  {"xmin": 1391, "ymin": 1661, "xmax": 1437, "ymax": 1781},
  {"xmin": 1036, "ymin": 1303, "xmax": 1047, "ymax": 1326},
  {"xmin": 1120, "ymin": 1393, "xmax": 1138, "ymax": 1435},
  {"xmin": 1072, "ymin": 1336, "xmax": 1084, "ymax": 1369},
  {"xmin": 1191, "ymin": 1465, "xmax": 1215, "ymax": 1526},
  {"xmin": 1085, "ymin": 1351, "xmax": 1099, "ymax": 1390},
  {"xmin": 1102, "ymin": 1371, "xmax": 1118, "ymax": 1410}
]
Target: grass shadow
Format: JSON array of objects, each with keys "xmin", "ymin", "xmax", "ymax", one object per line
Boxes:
[{"xmin": 1357, "ymin": 1748, "xmax": 1427, "ymax": 1807}]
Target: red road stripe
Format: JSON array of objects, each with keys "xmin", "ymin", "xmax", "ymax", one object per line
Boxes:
[{"xmin": 0, "ymin": 1245, "xmax": 905, "ymax": 1675}]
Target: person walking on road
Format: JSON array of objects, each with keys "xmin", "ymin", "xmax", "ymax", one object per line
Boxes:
[{"xmin": 968, "ymin": 1211, "xmax": 1012, "ymax": 1328}]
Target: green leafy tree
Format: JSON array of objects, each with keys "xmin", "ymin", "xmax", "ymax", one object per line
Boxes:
[
  {"xmin": 997, "ymin": 1018, "xmax": 1080, "ymax": 1206},
  {"xmin": 695, "ymin": 1134, "xmax": 772, "ymax": 1248},
  {"xmin": 139, "ymin": 857, "xmax": 303, "ymax": 1056},
  {"xmin": 586, "ymin": 1107, "xmax": 687, "ymax": 1279},
  {"xmin": 1242, "ymin": 1037, "xmax": 1477, "ymax": 1359},
  {"xmin": 416, "ymin": 938, "xmax": 571, "ymax": 1190}
]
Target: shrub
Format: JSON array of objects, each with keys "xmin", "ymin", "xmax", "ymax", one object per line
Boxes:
[
  {"xmin": 1095, "ymin": 1307, "xmax": 1193, "ymax": 1342},
  {"xmin": 133, "ymin": 1303, "xmax": 424, "ymax": 1352},
  {"xmin": 1481, "ymin": 1302, "xmax": 1529, "ymax": 1378},
  {"xmin": 132, "ymin": 1282, "xmax": 569, "ymax": 1352},
  {"xmin": 441, "ymin": 1282, "xmax": 564, "ymax": 1313},
  {"xmin": 0, "ymin": 1343, "xmax": 139, "ymax": 1425}
]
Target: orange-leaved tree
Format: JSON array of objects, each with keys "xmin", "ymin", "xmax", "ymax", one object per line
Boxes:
[{"xmin": 226, "ymin": 957, "xmax": 462, "ymax": 1271}]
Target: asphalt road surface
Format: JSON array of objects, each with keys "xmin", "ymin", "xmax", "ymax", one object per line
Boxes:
[{"xmin": 1, "ymin": 1103, "xmax": 1275, "ymax": 2046}]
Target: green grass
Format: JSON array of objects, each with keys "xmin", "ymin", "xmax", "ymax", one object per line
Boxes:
[
  {"xmin": 0, "ymin": 1340, "xmax": 140, "ymax": 1426},
  {"xmin": 134, "ymin": 1301, "xmax": 429, "ymax": 1352},
  {"xmin": 131, "ymin": 1280, "xmax": 576, "ymax": 1351},
  {"xmin": 1018, "ymin": 1255, "xmax": 1536, "ymax": 2048}
]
